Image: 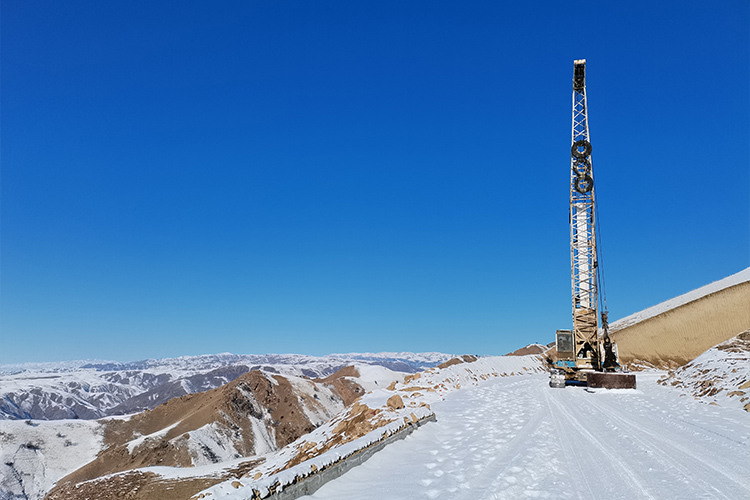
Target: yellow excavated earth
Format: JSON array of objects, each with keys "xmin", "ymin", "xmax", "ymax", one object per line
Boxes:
[{"xmin": 611, "ymin": 276, "xmax": 750, "ymax": 369}]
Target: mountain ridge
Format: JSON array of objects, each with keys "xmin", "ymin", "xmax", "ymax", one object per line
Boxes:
[{"xmin": 0, "ymin": 352, "xmax": 454, "ymax": 421}]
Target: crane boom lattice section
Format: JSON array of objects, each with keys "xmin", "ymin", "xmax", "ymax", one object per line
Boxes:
[{"xmin": 570, "ymin": 59, "xmax": 599, "ymax": 370}]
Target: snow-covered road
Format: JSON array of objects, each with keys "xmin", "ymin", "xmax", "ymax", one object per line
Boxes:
[{"xmin": 301, "ymin": 373, "xmax": 750, "ymax": 500}]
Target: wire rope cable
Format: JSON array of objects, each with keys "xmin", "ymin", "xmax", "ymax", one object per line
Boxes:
[{"xmin": 592, "ymin": 175, "xmax": 608, "ymax": 326}]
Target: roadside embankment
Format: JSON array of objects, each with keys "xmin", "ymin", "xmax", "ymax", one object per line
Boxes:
[
  {"xmin": 611, "ymin": 274, "xmax": 750, "ymax": 368},
  {"xmin": 193, "ymin": 354, "xmax": 546, "ymax": 500}
]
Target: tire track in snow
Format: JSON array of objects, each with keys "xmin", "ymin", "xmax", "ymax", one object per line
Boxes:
[
  {"xmin": 546, "ymin": 389, "xmax": 659, "ymax": 500},
  {"xmin": 584, "ymin": 395, "xmax": 750, "ymax": 499},
  {"xmin": 301, "ymin": 374, "xmax": 748, "ymax": 500},
  {"xmin": 542, "ymin": 388, "xmax": 595, "ymax": 500}
]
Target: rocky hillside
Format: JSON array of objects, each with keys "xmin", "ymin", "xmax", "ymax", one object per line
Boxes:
[
  {"xmin": 657, "ymin": 330, "xmax": 750, "ymax": 412},
  {"xmin": 48, "ymin": 370, "xmax": 347, "ymax": 488},
  {"xmin": 1, "ymin": 364, "xmax": 404, "ymax": 500}
]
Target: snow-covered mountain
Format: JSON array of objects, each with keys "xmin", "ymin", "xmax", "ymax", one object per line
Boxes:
[
  {"xmin": 1, "ymin": 362, "xmax": 408, "ymax": 500},
  {"xmin": 0, "ymin": 352, "xmax": 453, "ymax": 421}
]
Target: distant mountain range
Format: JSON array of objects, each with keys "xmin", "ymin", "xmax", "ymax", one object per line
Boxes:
[{"xmin": 0, "ymin": 352, "xmax": 453, "ymax": 421}]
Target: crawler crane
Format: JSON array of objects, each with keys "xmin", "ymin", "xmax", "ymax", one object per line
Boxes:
[{"xmin": 549, "ymin": 60, "xmax": 635, "ymax": 389}]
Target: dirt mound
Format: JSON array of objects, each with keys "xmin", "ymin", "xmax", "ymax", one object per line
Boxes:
[
  {"xmin": 612, "ymin": 281, "xmax": 750, "ymax": 368},
  {"xmin": 656, "ymin": 330, "xmax": 750, "ymax": 411}
]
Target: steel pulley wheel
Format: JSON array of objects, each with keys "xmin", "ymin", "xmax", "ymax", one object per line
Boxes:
[
  {"xmin": 571, "ymin": 140, "xmax": 592, "ymax": 159},
  {"xmin": 574, "ymin": 174, "xmax": 593, "ymax": 194},
  {"xmin": 572, "ymin": 158, "xmax": 591, "ymax": 176}
]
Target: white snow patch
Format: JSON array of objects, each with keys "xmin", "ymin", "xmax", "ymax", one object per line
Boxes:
[
  {"xmin": 184, "ymin": 422, "xmax": 241, "ymax": 466},
  {"xmin": 0, "ymin": 419, "xmax": 104, "ymax": 500},
  {"xmin": 351, "ymin": 364, "xmax": 406, "ymax": 392},
  {"xmin": 285, "ymin": 375, "xmax": 344, "ymax": 428},
  {"xmin": 126, "ymin": 421, "xmax": 181, "ymax": 453},
  {"xmin": 250, "ymin": 415, "xmax": 277, "ymax": 457}
]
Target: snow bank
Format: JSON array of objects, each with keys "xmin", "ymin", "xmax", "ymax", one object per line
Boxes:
[
  {"xmin": 657, "ymin": 331, "xmax": 750, "ymax": 411},
  {"xmin": 350, "ymin": 364, "xmax": 405, "ymax": 392}
]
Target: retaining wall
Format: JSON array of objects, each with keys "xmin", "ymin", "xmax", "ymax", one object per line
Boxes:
[{"xmin": 264, "ymin": 414, "xmax": 437, "ymax": 500}]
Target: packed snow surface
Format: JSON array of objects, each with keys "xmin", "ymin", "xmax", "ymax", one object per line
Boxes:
[{"xmin": 295, "ymin": 372, "xmax": 749, "ymax": 500}]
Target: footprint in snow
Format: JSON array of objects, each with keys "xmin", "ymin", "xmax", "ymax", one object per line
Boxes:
[{"xmin": 522, "ymin": 489, "xmax": 546, "ymax": 498}]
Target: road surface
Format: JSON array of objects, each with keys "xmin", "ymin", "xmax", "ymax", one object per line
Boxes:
[{"xmin": 301, "ymin": 373, "xmax": 750, "ymax": 500}]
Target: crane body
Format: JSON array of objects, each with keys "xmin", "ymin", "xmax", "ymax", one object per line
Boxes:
[{"xmin": 550, "ymin": 60, "xmax": 635, "ymax": 389}]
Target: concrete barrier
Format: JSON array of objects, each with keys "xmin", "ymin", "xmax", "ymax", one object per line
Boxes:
[{"xmin": 263, "ymin": 414, "xmax": 437, "ymax": 500}]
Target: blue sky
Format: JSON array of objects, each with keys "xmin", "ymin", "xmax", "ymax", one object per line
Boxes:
[{"xmin": 1, "ymin": 1, "xmax": 748, "ymax": 364}]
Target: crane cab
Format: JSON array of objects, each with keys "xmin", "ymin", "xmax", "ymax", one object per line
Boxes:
[{"xmin": 555, "ymin": 329, "xmax": 575, "ymax": 369}]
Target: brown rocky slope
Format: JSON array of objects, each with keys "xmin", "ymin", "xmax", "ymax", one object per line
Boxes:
[{"xmin": 45, "ymin": 368, "xmax": 363, "ymax": 500}]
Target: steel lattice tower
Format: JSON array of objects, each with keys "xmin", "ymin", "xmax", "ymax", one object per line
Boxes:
[{"xmin": 569, "ymin": 59, "xmax": 600, "ymax": 370}]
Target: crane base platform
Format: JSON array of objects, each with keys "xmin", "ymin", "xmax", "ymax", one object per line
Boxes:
[{"xmin": 587, "ymin": 372, "xmax": 636, "ymax": 389}]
